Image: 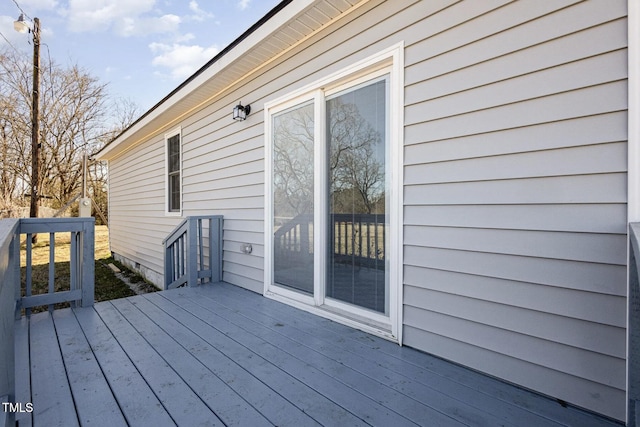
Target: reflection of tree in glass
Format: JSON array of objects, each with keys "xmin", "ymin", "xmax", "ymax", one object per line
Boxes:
[
  {"xmin": 328, "ymin": 98, "xmax": 384, "ymax": 214},
  {"xmin": 273, "ymin": 103, "xmax": 314, "ymax": 218}
]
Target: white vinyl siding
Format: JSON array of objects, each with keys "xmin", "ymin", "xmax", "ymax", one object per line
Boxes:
[
  {"xmin": 104, "ymin": 0, "xmax": 628, "ymax": 420},
  {"xmin": 108, "ymin": 136, "xmax": 173, "ymax": 280},
  {"xmin": 400, "ymin": 0, "xmax": 627, "ymax": 421}
]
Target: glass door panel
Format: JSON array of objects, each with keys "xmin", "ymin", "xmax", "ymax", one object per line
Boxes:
[
  {"xmin": 326, "ymin": 78, "xmax": 389, "ymax": 314},
  {"xmin": 272, "ymin": 102, "xmax": 315, "ymax": 294}
]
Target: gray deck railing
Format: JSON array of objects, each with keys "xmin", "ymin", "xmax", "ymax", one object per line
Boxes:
[
  {"xmin": 0, "ymin": 217, "xmax": 95, "ymax": 427},
  {"xmin": 630, "ymin": 222, "xmax": 640, "ymax": 427},
  {"xmin": 163, "ymin": 215, "xmax": 223, "ymax": 290},
  {"xmin": 0, "ymin": 219, "xmax": 19, "ymax": 427},
  {"xmin": 19, "ymin": 218, "xmax": 95, "ymax": 313}
]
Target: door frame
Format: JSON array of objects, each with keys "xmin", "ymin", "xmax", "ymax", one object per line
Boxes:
[{"xmin": 264, "ymin": 42, "xmax": 404, "ymax": 343}]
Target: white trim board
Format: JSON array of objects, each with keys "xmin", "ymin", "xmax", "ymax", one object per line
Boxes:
[{"xmin": 627, "ymin": 0, "xmax": 640, "ymax": 423}]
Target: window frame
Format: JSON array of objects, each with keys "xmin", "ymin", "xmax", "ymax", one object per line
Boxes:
[
  {"xmin": 165, "ymin": 127, "xmax": 182, "ymax": 216},
  {"xmin": 264, "ymin": 42, "xmax": 404, "ymax": 343}
]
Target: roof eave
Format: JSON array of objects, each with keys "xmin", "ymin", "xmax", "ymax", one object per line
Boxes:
[{"xmin": 96, "ymin": 0, "xmax": 319, "ymax": 161}]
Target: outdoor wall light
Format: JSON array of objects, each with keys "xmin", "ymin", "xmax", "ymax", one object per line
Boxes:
[
  {"xmin": 233, "ymin": 102, "xmax": 251, "ymax": 121},
  {"xmin": 14, "ymin": 14, "xmax": 29, "ymax": 33}
]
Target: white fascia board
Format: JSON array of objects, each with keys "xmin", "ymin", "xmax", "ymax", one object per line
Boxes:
[{"xmin": 97, "ymin": 0, "xmax": 317, "ymax": 161}]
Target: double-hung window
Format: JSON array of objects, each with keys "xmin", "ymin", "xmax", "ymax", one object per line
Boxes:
[{"xmin": 166, "ymin": 129, "xmax": 181, "ymax": 215}]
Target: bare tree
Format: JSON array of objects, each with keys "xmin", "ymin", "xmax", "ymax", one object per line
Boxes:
[{"xmin": 0, "ymin": 47, "xmax": 140, "ymax": 219}]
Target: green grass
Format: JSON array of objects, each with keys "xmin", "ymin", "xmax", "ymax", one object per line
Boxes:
[{"xmin": 20, "ymin": 225, "xmax": 157, "ymax": 312}]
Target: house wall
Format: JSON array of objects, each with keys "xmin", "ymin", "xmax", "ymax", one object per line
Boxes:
[
  {"xmin": 400, "ymin": 0, "xmax": 627, "ymax": 421},
  {"xmin": 106, "ymin": 0, "xmax": 628, "ymax": 420},
  {"xmin": 108, "ymin": 134, "xmax": 169, "ymax": 286}
]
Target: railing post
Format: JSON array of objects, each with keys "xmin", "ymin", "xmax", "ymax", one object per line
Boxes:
[
  {"xmin": 0, "ymin": 219, "xmax": 19, "ymax": 427},
  {"xmin": 211, "ymin": 216, "xmax": 223, "ymax": 283},
  {"xmin": 81, "ymin": 218, "xmax": 95, "ymax": 307},
  {"xmin": 12, "ymin": 229, "xmax": 20, "ymax": 321},
  {"xmin": 162, "ymin": 236, "xmax": 173, "ymax": 289},
  {"xmin": 187, "ymin": 218, "xmax": 198, "ymax": 287}
]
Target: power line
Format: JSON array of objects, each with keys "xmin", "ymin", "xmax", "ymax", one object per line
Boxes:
[{"xmin": 11, "ymin": 0, "xmax": 30, "ymax": 20}]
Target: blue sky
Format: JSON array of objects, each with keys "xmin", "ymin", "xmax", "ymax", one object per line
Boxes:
[{"xmin": 0, "ymin": 0, "xmax": 281, "ymax": 111}]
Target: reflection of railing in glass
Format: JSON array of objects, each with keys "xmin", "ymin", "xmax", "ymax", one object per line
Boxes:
[
  {"xmin": 274, "ymin": 214, "xmax": 313, "ymax": 266},
  {"xmin": 331, "ymin": 213, "xmax": 385, "ymax": 270},
  {"xmin": 274, "ymin": 213, "xmax": 385, "ymax": 268}
]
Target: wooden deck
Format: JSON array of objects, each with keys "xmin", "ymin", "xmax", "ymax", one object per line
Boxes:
[{"xmin": 15, "ymin": 282, "xmax": 622, "ymax": 427}]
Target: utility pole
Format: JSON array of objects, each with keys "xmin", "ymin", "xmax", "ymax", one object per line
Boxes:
[{"xmin": 29, "ymin": 17, "xmax": 40, "ymax": 221}]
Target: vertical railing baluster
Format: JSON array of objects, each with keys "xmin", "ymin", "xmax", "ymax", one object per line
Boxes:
[
  {"xmin": 25, "ymin": 233, "xmax": 32, "ymax": 317},
  {"xmin": 176, "ymin": 236, "xmax": 180, "ymax": 280},
  {"xmin": 208, "ymin": 218, "xmax": 214, "ymax": 284},
  {"xmin": 169, "ymin": 245, "xmax": 174, "ymax": 283},
  {"xmin": 175, "ymin": 237, "xmax": 179, "ymax": 281},
  {"xmin": 171, "ymin": 244, "xmax": 175, "ymax": 283},
  {"xmin": 70, "ymin": 232, "xmax": 77, "ymax": 308},
  {"xmin": 48, "ymin": 232, "xmax": 55, "ymax": 312},
  {"xmin": 12, "ymin": 229, "xmax": 20, "ymax": 320},
  {"xmin": 198, "ymin": 218, "xmax": 204, "ymax": 285},
  {"xmin": 178, "ymin": 235, "xmax": 183, "ymax": 279},
  {"xmin": 170, "ymin": 244, "xmax": 174, "ymax": 283}
]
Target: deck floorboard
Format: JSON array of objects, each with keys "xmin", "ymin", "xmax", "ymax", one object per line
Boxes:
[
  {"xmin": 110, "ymin": 297, "xmax": 274, "ymax": 427},
  {"xmin": 158, "ymin": 290, "xmax": 425, "ymax": 427},
  {"xmin": 14, "ymin": 316, "xmax": 32, "ymax": 427},
  {"xmin": 93, "ymin": 301, "xmax": 223, "ymax": 426},
  {"xmin": 209, "ymin": 283, "xmax": 618, "ymax": 427},
  {"xmin": 73, "ymin": 304, "xmax": 175, "ymax": 426},
  {"xmin": 29, "ymin": 311, "xmax": 79, "ymax": 427},
  {"xmin": 52, "ymin": 309, "xmax": 126, "ymax": 426},
  {"xmin": 144, "ymin": 291, "xmax": 344, "ymax": 426},
  {"xmin": 17, "ymin": 282, "xmax": 624, "ymax": 427},
  {"xmin": 192, "ymin": 285, "xmax": 524, "ymax": 426}
]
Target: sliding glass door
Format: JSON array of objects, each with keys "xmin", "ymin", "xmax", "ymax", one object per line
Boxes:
[
  {"xmin": 269, "ymin": 72, "xmax": 392, "ymax": 323},
  {"xmin": 272, "ymin": 101, "xmax": 315, "ymax": 295},
  {"xmin": 326, "ymin": 78, "xmax": 389, "ymax": 314}
]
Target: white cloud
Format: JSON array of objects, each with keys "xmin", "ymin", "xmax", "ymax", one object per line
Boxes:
[
  {"xmin": 175, "ymin": 33, "xmax": 195, "ymax": 43},
  {"xmin": 237, "ymin": 0, "xmax": 251, "ymax": 11},
  {"xmin": 64, "ymin": 0, "xmax": 156, "ymax": 33},
  {"xmin": 116, "ymin": 14, "xmax": 181, "ymax": 37},
  {"xmin": 149, "ymin": 42, "xmax": 218, "ymax": 80},
  {"xmin": 20, "ymin": 0, "xmax": 58, "ymax": 10},
  {"xmin": 187, "ymin": 1, "xmax": 214, "ymax": 22}
]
